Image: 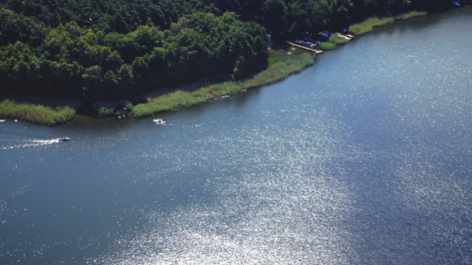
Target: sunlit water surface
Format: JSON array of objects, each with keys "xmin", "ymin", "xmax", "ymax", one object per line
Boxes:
[{"xmin": 1, "ymin": 7, "xmax": 472, "ymax": 265}]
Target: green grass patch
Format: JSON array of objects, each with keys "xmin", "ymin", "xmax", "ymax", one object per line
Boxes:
[
  {"xmin": 267, "ymin": 52, "xmax": 286, "ymax": 67},
  {"xmin": 329, "ymin": 33, "xmax": 350, "ymax": 45},
  {"xmin": 349, "ymin": 12, "xmax": 426, "ymax": 35},
  {"xmin": 0, "ymin": 99, "xmax": 75, "ymax": 125},
  {"xmin": 396, "ymin": 11, "xmax": 427, "ymax": 21},
  {"xmin": 319, "ymin": 42, "xmax": 336, "ymax": 50},
  {"xmin": 349, "ymin": 17, "xmax": 395, "ymax": 35},
  {"xmin": 98, "ymin": 106, "xmax": 115, "ymax": 117},
  {"xmin": 132, "ymin": 53, "xmax": 314, "ymax": 117}
]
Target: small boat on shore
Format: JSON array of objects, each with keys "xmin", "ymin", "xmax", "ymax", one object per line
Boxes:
[
  {"xmin": 153, "ymin": 119, "xmax": 165, "ymax": 125},
  {"xmin": 58, "ymin": 137, "xmax": 70, "ymax": 142}
]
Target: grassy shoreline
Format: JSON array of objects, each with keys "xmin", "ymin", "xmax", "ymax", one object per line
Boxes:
[
  {"xmin": 132, "ymin": 52, "xmax": 314, "ymax": 117},
  {"xmin": 0, "ymin": 10, "xmax": 431, "ymax": 125},
  {"xmin": 0, "ymin": 52, "xmax": 314, "ymax": 124},
  {"xmin": 0, "ymin": 99, "xmax": 76, "ymax": 125},
  {"xmin": 317, "ymin": 11, "xmax": 428, "ymax": 51},
  {"xmin": 349, "ymin": 11, "xmax": 428, "ymax": 36},
  {"xmin": 134, "ymin": 10, "xmax": 429, "ymax": 118}
]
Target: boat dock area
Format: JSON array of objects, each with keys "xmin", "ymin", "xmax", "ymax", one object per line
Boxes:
[{"xmin": 286, "ymin": 41, "xmax": 323, "ymax": 54}]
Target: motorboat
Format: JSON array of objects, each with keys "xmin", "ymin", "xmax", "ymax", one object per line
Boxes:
[
  {"xmin": 153, "ymin": 119, "xmax": 165, "ymax": 124},
  {"xmin": 58, "ymin": 137, "xmax": 70, "ymax": 142}
]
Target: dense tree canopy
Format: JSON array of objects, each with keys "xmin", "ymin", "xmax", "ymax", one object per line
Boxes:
[
  {"xmin": 0, "ymin": 0, "xmax": 464, "ymax": 101},
  {"xmin": 0, "ymin": 11, "xmax": 268, "ymax": 100},
  {"xmin": 1, "ymin": 0, "xmax": 458, "ymax": 39}
]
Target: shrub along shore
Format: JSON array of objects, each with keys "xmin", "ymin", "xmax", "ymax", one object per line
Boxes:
[
  {"xmin": 0, "ymin": 99, "xmax": 76, "ymax": 125},
  {"xmin": 132, "ymin": 52, "xmax": 314, "ymax": 117},
  {"xmin": 319, "ymin": 11, "xmax": 428, "ymax": 51},
  {"xmin": 0, "ymin": 10, "xmax": 431, "ymax": 125}
]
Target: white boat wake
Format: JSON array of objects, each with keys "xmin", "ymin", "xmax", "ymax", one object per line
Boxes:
[
  {"xmin": 153, "ymin": 119, "xmax": 166, "ymax": 125},
  {"xmin": 1, "ymin": 139, "xmax": 62, "ymax": 150}
]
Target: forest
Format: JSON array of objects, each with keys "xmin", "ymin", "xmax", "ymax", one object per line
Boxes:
[{"xmin": 0, "ymin": 0, "xmax": 466, "ymax": 101}]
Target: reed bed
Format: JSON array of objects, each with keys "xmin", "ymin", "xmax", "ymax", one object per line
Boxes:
[
  {"xmin": 0, "ymin": 99, "xmax": 75, "ymax": 125},
  {"xmin": 349, "ymin": 11, "xmax": 427, "ymax": 35},
  {"xmin": 319, "ymin": 42, "xmax": 337, "ymax": 50},
  {"xmin": 349, "ymin": 17, "xmax": 395, "ymax": 35},
  {"xmin": 396, "ymin": 11, "xmax": 428, "ymax": 21},
  {"xmin": 132, "ymin": 53, "xmax": 314, "ymax": 117}
]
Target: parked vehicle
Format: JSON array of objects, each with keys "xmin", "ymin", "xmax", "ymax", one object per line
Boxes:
[{"xmin": 319, "ymin": 31, "xmax": 334, "ymax": 39}]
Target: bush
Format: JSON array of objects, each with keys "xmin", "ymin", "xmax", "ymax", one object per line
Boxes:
[
  {"xmin": 98, "ymin": 107, "xmax": 115, "ymax": 117},
  {"xmin": 125, "ymin": 102, "xmax": 134, "ymax": 110},
  {"xmin": 319, "ymin": 42, "xmax": 336, "ymax": 50},
  {"xmin": 329, "ymin": 33, "xmax": 349, "ymax": 45}
]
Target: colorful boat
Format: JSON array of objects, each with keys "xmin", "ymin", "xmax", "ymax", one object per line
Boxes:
[{"xmin": 153, "ymin": 119, "xmax": 166, "ymax": 125}]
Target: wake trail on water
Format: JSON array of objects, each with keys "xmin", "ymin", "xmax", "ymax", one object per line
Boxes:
[{"xmin": 0, "ymin": 139, "xmax": 62, "ymax": 150}]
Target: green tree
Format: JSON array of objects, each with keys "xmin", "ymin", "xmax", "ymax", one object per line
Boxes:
[
  {"xmin": 82, "ymin": 65, "xmax": 103, "ymax": 98},
  {"xmin": 263, "ymin": 0, "xmax": 288, "ymax": 37}
]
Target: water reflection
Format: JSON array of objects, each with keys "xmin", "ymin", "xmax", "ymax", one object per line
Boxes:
[{"xmin": 1, "ymin": 7, "xmax": 472, "ymax": 265}]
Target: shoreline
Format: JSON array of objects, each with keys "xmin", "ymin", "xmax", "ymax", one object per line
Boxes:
[
  {"xmin": 0, "ymin": 95, "xmax": 81, "ymax": 126},
  {"xmin": 132, "ymin": 51, "xmax": 314, "ymax": 118},
  {"xmin": 0, "ymin": 9, "xmax": 461, "ymax": 125}
]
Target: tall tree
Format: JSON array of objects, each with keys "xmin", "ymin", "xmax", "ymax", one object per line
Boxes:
[{"xmin": 263, "ymin": 0, "xmax": 288, "ymax": 37}]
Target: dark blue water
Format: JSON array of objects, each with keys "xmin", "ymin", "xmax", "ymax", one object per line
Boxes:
[{"xmin": 1, "ymin": 7, "xmax": 472, "ymax": 264}]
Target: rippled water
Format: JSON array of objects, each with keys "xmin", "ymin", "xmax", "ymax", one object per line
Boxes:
[{"xmin": 1, "ymin": 7, "xmax": 472, "ymax": 265}]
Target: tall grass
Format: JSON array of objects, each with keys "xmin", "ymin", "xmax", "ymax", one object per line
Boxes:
[
  {"xmin": 349, "ymin": 11, "xmax": 427, "ymax": 35},
  {"xmin": 0, "ymin": 99, "xmax": 75, "ymax": 125},
  {"xmin": 319, "ymin": 42, "xmax": 336, "ymax": 50},
  {"xmin": 396, "ymin": 11, "xmax": 427, "ymax": 21},
  {"xmin": 349, "ymin": 17, "xmax": 395, "ymax": 35},
  {"xmin": 132, "ymin": 53, "xmax": 314, "ymax": 117},
  {"xmin": 329, "ymin": 33, "xmax": 349, "ymax": 45}
]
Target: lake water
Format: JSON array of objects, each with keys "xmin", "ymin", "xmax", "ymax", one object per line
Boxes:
[{"xmin": 1, "ymin": 7, "xmax": 472, "ymax": 265}]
